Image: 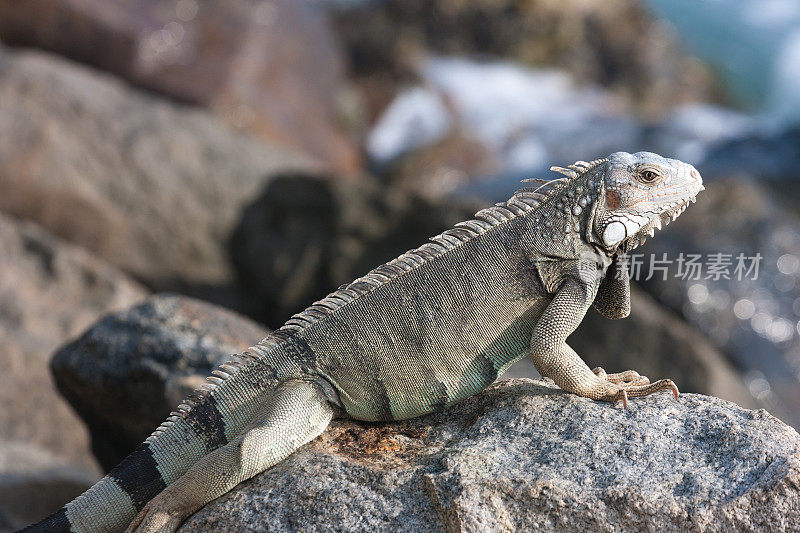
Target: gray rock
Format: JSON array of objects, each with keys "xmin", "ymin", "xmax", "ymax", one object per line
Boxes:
[
  {"xmin": 0, "ymin": 213, "xmax": 146, "ymax": 470},
  {"xmin": 698, "ymin": 125, "xmax": 800, "ymax": 181},
  {"xmin": 0, "ymin": 46, "xmax": 316, "ymax": 296},
  {"xmin": 382, "ymin": 131, "xmax": 502, "ymax": 200},
  {"xmin": 181, "ymin": 379, "xmax": 800, "ymax": 532},
  {"xmin": 51, "ymin": 294, "xmax": 268, "ymax": 470}
]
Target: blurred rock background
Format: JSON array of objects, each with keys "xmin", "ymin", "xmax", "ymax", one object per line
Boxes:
[{"xmin": 0, "ymin": 0, "xmax": 799, "ymax": 528}]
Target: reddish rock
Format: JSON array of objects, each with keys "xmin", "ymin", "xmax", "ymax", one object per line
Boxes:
[
  {"xmin": 0, "ymin": 46, "xmax": 315, "ymax": 293},
  {"xmin": 0, "ymin": 0, "xmax": 361, "ymax": 173},
  {"xmin": 0, "ymin": 213, "xmax": 147, "ymax": 522}
]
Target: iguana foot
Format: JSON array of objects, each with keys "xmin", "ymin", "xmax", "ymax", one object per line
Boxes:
[
  {"xmin": 126, "ymin": 494, "xmax": 188, "ymax": 533},
  {"xmin": 591, "ymin": 367, "xmax": 679, "ymax": 409}
]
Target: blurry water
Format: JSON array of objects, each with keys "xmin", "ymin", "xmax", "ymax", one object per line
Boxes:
[
  {"xmin": 366, "ymin": 54, "xmax": 772, "ymax": 201},
  {"xmin": 644, "ymin": 0, "xmax": 800, "ymax": 124},
  {"xmin": 367, "ymin": 57, "xmax": 641, "ymax": 174}
]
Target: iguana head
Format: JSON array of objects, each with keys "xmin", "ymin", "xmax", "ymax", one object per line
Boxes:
[{"xmin": 590, "ymin": 151, "xmax": 703, "ymax": 253}]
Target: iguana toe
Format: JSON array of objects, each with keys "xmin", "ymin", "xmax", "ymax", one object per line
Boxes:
[
  {"xmin": 592, "ymin": 367, "xmax": 650, "ymax": 386},
  {"xmin": 604, "ymin": 378, "xmax": 680, "ymax": 409}
]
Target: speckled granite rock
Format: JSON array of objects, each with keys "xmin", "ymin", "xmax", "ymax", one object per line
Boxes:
[
  {"xmin": 51, "ymin": 294, "xmax": 269, "ymax": 470},
  {"xmin": 180, "ymin": 379, "xmax": 800, "ymax": 532}
]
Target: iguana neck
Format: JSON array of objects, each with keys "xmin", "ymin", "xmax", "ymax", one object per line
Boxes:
[{"xmin": 513, "ymin": 163, "xmax": 612, "ymax": 263}]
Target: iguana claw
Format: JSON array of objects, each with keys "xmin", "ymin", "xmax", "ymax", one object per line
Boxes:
[
  {"xmin": 617, "ymin": 378, "xmax": 679, "ymax": 409},
  {"xmin": 592, "ymin": 367, "xmax": 678, "ymax": 408}
]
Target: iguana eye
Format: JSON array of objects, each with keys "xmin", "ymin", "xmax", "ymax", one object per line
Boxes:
[{"xmin": 639, "ymin": 169, "xmax": 659, "ymax": 183}]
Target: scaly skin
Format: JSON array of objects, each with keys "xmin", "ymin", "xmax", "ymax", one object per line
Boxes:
[{"xmin": 22, "ymin": 152, "xmax": 703, "ymax": 533}]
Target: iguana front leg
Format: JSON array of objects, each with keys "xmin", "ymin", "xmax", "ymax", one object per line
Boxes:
[
  {"xmin": 529, "ymin": 279, "xmax": 678, "ymax": 406},
  {"xmin": 127, "ymin": 380, "xmax": 335, "ymax": 533}
]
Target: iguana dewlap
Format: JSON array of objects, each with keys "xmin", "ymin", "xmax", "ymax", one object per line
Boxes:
[{"xmin": 23, "ymin": 151, "xmax": 703, "ymax": 533}]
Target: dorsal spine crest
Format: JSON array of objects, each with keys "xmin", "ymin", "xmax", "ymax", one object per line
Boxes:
[{"xmin": 156, "ymin": 156, "xmax": 609, "ymax": 431}]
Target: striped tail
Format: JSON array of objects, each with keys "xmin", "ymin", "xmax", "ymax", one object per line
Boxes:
[
  {"xmin": 20, "ymin": 442, "xmax": 170, "ymax": 533},
  {"xmin": 19, "ymin": 383, "xmax": 268, "ymax": 532},
  {"xmin": 20, "ymin": 388, "xmax": 259, "ymax": 533},
  {"xmin": 20, "ymin": 338, "xmax": 291, "ymax": 532}
]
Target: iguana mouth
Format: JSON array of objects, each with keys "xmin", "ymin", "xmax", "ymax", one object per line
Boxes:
[{"xmin": 620, "ymin": 195, "xmax": 698, "ymax": 252}]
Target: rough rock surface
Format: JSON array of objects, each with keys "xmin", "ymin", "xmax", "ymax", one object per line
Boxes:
[
  {"xmin": 180, "ymin": 379, "xmax": 800, "ymax": 532},
  {"xmin": 230, "ymin": 173, "xmax": 480, "ymax": 327},
  {"xmin": 0, "ymin": 0, "xmax": 360, "ymax": 172},
  {"xmin": 0, "ymin": 213, "xmax": 146, "ymax": 528},
  {"xmin": 51, "ymin": 294, "xmax": 269, "ymax": 470},
  {"xmin": 0, "ymin": 46, "xmax": 315, "ymax": 294}
]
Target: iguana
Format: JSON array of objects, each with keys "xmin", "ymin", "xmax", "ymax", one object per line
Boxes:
[{"xmin": 24, "ymin": 151, "xmax": 703, "ymax": 533}]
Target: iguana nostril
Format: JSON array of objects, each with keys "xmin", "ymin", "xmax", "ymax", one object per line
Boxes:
[{"xmin": 690, "ymin": 167, "xmax": 701, "ymax": 182}]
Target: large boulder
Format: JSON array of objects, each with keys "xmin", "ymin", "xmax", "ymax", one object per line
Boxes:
[
  {"xmin": 0, "ymin": 47, "xmax": 315, "ymax": 298},
  {"xmin": 0, "ymin": 0, "xmax": 360, "ymax": 172},
  {"xmin": 0, "ymin": 213, "xmax": 146, "ymax": 527},
  {"xmin": 0, "ymin": 213, "xmax": 145, "ymax": 467},
  {"xmin": 181, "ymin": 379, "xmax": 800, "ymax": 532},
  {"xmin": 51, "ymin": 294, "xmax": 269, "ymax": 470}
]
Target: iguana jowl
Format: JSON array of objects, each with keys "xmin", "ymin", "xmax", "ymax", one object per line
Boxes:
[{"xmin": 24, "ymin": 151, "xmax": 703, "ymax": 533}]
